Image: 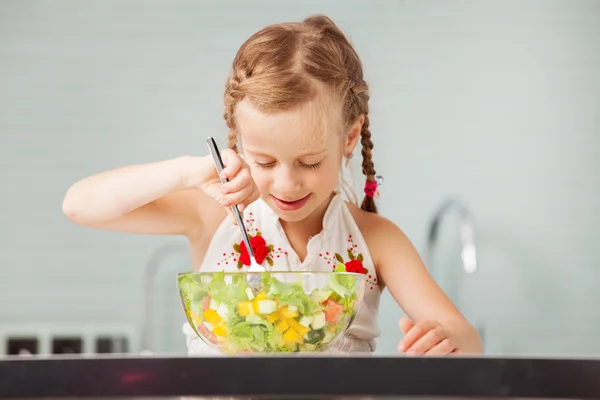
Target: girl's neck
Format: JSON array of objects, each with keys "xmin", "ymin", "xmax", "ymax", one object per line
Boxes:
[{"xmin": 279, "ymin": 192, "xmax": 335, "ymax": 257}]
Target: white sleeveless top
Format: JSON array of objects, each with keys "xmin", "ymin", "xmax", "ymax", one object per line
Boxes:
[{"xmin": 182, "ymin": 192, "xmax": 382, "ymax": 355}]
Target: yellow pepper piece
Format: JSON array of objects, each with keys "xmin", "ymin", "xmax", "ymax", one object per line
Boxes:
[
  {"xmin": 264, "ymin": 312, "xmax": 279, "ymax": 323},
  {"xmin": 284, "ymin": 341, "xmax": 297, "ymax": 350},
  {"xmin": 189, "ymin": 310, "xmax": 203, "ymax": 326},
  {"xmin": 213, "ymin": 324, "xmax": 227, "ymax": 337},
  {"xmin": 287, "ymin": 318, "xmax": 310, "ymax": 336},
  {"xmin": 252, "ymin": 292, "xmax": 267, "ymax": 313},
  {"xmin": 276, "ymin": 320, "xmax": 290, "ymax": 334},
  {"xmin": 278, "ymin": 305, "xmax": 299, "ymax": 319},
  {"xmin": 283, "ymin": 327, "xmax": 304, "ymax": 344},
  {"xmin": 203, "ymin": 309, "xmax": 222, "ymax": 325},
  {"xmin": 238, "ymin": 301, "xmax": 254, "ymax": 317}
]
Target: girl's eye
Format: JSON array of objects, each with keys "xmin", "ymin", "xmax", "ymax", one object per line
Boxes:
[
  {"xmin": 254, "ymin": 161, "xmax": 322, "ymax": 169},
  {"xmin": 301, "ymin": 161, "xmax": 322, "ymax": 170},
  {"xmin": 254, "ymin": 161, "xmax": 276, "ymax": 168}
]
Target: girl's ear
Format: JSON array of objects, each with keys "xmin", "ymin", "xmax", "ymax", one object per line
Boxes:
[{"xmin": 344, "ymin": 114, "xmax": 364, "ymax": 156}]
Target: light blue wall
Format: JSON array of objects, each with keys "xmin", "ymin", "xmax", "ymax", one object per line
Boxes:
[{"xmin": 1, "ymin": 0, "xmax": 599, "ymax": 356}]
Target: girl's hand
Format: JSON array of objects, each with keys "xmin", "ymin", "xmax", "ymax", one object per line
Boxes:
[
  {"xmin": 195, "ymin": 150, "xmax": 260, "ymax": 220},
  {"xmin": 397, "ymin": 317, "xmax": 461, "ymax": 356}
]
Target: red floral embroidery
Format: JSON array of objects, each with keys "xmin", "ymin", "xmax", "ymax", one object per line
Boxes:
[
  {"xmin": 239, "ymin": 235, "xmax": 269, "ymax": 266},
  {"xmin": 319, "ymin": 234, "xmax": 378, "ymax": 290},
  {"xmin": 345, "ymin": 259, "xmax": 366, "ymax": 274},
  {"xmin": 216, "ymin": 212, "xmax": 286, "ymax": 269}
]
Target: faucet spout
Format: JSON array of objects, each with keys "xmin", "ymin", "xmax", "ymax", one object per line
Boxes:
[{"xmin": 425, "ymin": 196, "xmax": 478, "ymax": 276}]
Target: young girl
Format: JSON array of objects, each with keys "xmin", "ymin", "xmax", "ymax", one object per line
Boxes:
[{"xmin": 62, "ymin": 15, "xmax": 481, "ymax": 356}]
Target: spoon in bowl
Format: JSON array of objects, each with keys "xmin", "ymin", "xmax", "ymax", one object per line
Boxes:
[{"xmin": 206, "ymin": 137, "xmax": 266, "ymax": 288}]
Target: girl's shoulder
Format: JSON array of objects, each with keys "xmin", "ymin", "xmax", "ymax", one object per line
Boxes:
[
  {"xmin": 345, "ymin": 201, "xmax": 417, "ymax": 282},
  {"xmin": 345, "ymin": 200, "xmax": 401, "ymax": 239}
]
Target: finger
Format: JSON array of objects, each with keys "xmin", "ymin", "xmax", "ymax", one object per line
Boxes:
[
  {"xmin": 221, "ymin": 183, "xmax": 257, "ymax": 208},
  {"xmin": 237, "ymin": 185, "xmax": 260, "ymax": 213},
  {"xmin": 221, "ymin": 167, "xmax": 251, "ymax": 194},
  {"xmin": 424, "ymin": 338, "xmax": 455, "ymax": 356},
  {"xmin": 407, "ymin": 328, "xmax": 448, "ymax": 355},
  {"xmin": 397, "ymin": 324, "xmax": 427, "ymax": 353},
  {"xmin": 399, "ymin": 317, "xmax": 414, "ymax": 335},
  {"xmin": 220, "ymin": 150, "xmax": 242, "ymax": 180}
]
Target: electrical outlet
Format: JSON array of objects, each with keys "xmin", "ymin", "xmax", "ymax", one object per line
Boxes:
[
  {"xmin": 52, "ymin": 337, "xmax": 83, "ymax": 354},
  {"xmin": 6, "ymin": 337, "xmax": 38, "ymax": 355},
  {"xmin": 95, "ymin": 336, "xmax": 128, "ymax": 354}
]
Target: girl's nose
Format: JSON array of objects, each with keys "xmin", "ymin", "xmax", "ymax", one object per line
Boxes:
[{"xmin": 273, "ymin": 165, "xmax": 302, "ymax": 193}]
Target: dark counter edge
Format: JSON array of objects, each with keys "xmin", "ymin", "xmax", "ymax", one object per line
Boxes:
[{"xmin": 1, "ymin": 354, "xmax": 600, "ymax": 399}]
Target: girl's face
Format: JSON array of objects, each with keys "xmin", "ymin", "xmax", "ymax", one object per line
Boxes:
[{"xmin": 235, "ymin": 97, "xmax": 361, "ymax": 223}]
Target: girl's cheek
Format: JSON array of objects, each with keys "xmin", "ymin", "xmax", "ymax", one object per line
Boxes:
[{"xmin": 252, "ymin": 174, "xmax": 269, "ymax": 191}]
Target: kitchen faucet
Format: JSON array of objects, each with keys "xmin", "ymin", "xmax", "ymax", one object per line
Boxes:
[
  {"xmin": 141, "ymin": 241, "xmax": 189, "ymax": 353},
  {"xmin": 424, "ymin": 196, "xmax": 478, "ymax": 276}
]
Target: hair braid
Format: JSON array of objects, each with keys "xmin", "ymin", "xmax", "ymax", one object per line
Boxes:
[
  {"xmin": 359, "ymin": 113, "xmax": 377, "ymax": 214},
  {"xmin": 347, "ymin": 79, "xmax": 378, "ymax": 214}
]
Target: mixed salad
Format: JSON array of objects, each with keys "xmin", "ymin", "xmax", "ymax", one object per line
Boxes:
[{"xmin": 178, "ymin": 266, "xmax": 362, "ymax": 353}]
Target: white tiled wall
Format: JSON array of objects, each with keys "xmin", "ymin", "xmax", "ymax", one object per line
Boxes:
[{"xmin": 0, "ymin": 0, "xmax": 599, "ymax": 356}]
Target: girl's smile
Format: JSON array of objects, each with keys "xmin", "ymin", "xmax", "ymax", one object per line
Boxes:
[{"xmin": 271, "ymin": 193, "xmax": 312, "ymax": 211}]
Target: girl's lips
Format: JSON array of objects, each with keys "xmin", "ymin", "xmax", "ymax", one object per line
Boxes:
[{"xmin": 271, "ymin": 194, "xmax": 312, "ymax": 211}]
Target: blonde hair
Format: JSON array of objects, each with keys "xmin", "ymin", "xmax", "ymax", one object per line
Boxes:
[{"xmin": 223, "ymin": 15, "xmax": 378, "ymax": 213}]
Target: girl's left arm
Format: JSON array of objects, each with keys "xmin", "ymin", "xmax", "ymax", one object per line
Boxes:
[{"xmin": 363, "ymin": 214, "xmax": 483, "ymax": 355}]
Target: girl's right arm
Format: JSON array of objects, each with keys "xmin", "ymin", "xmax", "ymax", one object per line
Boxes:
[{"xmin": 62, "ymin": 151, "xmax": 259, "ymax": 239}]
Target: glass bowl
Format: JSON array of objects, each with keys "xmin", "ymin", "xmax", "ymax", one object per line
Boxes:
[{"xmin": 177, "ymin": 270, "xmax": 367, "ymax": 354}]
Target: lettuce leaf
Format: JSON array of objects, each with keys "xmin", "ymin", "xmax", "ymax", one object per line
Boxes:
[
  {"xmin": 209, "ymin": 271, "xmax": 249, "ymax": 307},
  {"xmin": 266, "ymin": 277, "xmax": 320, "ymax": 315},
  {"xmin": 227, "ymin": 316, "xmax": 283, "ymax": 352}
]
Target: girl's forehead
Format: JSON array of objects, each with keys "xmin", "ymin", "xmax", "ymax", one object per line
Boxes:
[{"xmin": 236, "ymin": 98, "xmax": 341, "ymax": 155}]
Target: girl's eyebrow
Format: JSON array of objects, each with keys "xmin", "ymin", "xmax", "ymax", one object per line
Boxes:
[
  {"xmin": 244, "ymin": 148, "xmax": 328, "ymax": 158},
  {"xmin": 298, "ymin": 150, "xmax": 328, "ymax": 157},
  {"xmin": 243, "ymin": 147, "xmax": 270, "ymax": 156}
]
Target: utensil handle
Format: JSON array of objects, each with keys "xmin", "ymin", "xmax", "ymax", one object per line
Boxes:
[{"xmin": 206, "ymin": 137, "xmax": 255, "ymax": 259}]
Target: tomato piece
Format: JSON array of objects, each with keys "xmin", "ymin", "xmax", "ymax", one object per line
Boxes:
[{"xmin": 323, "ymin": 299, "xmax": 343, "ymax": 324}]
